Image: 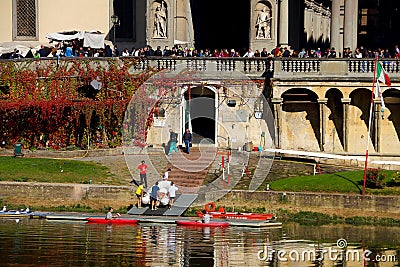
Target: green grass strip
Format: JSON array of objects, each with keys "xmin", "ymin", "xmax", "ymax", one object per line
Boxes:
[{"xmin": 0, "ymin": 156, "xmax": 112, "ymax": 184}]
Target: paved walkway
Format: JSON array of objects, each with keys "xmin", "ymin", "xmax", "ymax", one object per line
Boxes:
[{"xmin": 266, "ymin": 149, "xmax": 400, "ymax": 170}]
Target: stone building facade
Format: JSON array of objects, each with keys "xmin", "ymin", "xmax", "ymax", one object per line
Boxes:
[{"xmin": 1, "ymin": 0, "xmax": 396, "ymax": 55}]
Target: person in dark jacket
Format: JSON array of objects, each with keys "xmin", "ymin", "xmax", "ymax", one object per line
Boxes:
[
  {"xmin": 105, "ymin": 45, "xmax": 113, "ymax": 57},
  {"xmin": 182, "ymin": 129, "xmax": 192, "ymax": 154}
]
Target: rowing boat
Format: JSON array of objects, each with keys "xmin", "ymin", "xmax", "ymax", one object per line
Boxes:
[
  {"xmin": 0, "ymin": 211, "xmax": 34, "ymax": 218},
  {"xmin": 176, "ymin": 220, "xmax": 230, "ymax": 227},
  {"xmin": 86, "ymin": 218, "xmax": 138, "ymax": 224},
  {"xmin": 0, "ymin": 208, "xmax": 33, "ymax": 218}
]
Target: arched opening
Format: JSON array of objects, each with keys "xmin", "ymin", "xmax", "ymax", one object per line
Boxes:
[
  {"xmin": 281, "ymin": 88, "xmax": 318, "ymax": 104},
  {"xmin": 183, "ymin": 86, "xmax": 217, "ymax": 144},
  {"xmin": 383, "ymin": 88, "xmax": 400, "ymax": 141}
]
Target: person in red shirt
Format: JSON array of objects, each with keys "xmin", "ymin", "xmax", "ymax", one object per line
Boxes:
[{"xmin": 137, "ymin": 160, "xmax": 148, "ymax": 188}]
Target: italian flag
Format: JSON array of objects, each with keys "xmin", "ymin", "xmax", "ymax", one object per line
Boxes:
[
  {"xmin": 376, "ymin": 61, "xmax": 391, "ymax": 86},
  {"xmin": 375, "ymin": 61, "xmax": 390, "ymax": 113}
]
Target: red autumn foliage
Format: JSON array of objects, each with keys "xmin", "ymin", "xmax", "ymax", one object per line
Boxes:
[{"xmin": 0, "ymin": 58, "xmax": 154, "ymax": 150}]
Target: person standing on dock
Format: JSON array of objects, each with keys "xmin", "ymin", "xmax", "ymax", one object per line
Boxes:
[
  {"xmin": 150, "ymin": 182, "xmax": 160, "ymax": 210},
  {"xmin": 135, "ymin": 182, "xmax": 145, "ymax": 208},
  {"xmin": 163, "ymin": 168, "xmax": 171, "ymax": 181},
  {"xmin": 137, "ymin": 160, "xmax": 148, "ymax": 188},
  {"xmin": 168, "ymin": 181, "xmax": 178, "ymax": 209}
]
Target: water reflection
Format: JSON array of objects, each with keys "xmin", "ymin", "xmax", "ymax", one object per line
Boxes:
[{"xmin": 0, "ymin": 219, "xmax": 398, "ymax": 266}]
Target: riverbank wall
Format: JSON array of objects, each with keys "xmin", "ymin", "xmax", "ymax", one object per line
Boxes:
[
  {"xmin": 222, "ymin": 190, "xmax": 400, "ymax": 215},
  {"xmin": 1, "ymin": 182, "xmax": 399, "ymax": 218}
]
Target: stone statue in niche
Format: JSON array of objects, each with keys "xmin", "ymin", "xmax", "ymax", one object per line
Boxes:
[
  {"xmin": 153, "ymin": 1, "xmax": 167, "ymax": 38},
  {"xmin": 255, "ymin": 6, "xmax": 272, "ymax": 39}
]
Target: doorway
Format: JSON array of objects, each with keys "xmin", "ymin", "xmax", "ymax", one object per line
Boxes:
[{"xmin": 183, "ymin": 86, "xmax": 217, "ymax": 145}]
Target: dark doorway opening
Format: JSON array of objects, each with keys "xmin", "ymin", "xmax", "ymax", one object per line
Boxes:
[
  {"xmin": 113, "ymin": 0, "xmax": 135, "ymax": 41},
  {"xmin": 190, "ymin": 0, "xmax": 250, "ymax": 53},
  {"xmin": 191, "ymin": 117, "xmax": 215, "ymax": 144},
  {"xmin": 184, "ymin": 87, "xmax": 215, "ymax": 144}
]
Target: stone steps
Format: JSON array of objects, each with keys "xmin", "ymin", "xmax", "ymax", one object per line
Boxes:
[
  {"xmin": 146, "ymin": 148, "xmax": 256, "ymax": 194},
  {"xmin": 165, "ymin": 147, "xmax": 216, "ymax": 191}
]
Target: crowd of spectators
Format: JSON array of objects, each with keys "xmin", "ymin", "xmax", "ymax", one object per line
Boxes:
[
  {"xmin": 91, "ymin": 44, "xmax": 400, "ymax": 60},
  {"xmin": 36, "ymin": 41, "xmax": 116, "ymax": 58},
  {"xmin": 291, "ymin": 45, "xmax": 400, "ymax": 59},
  {"xmin": 3, "ymin": 39, "xmax": 400, "ymax": 60}
]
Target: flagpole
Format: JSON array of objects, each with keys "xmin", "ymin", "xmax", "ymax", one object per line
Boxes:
[{"xmin": 362, "ymin": 55, "xmax": 378, "ymax": 195}]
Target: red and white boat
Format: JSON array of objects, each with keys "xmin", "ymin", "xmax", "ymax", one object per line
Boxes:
[
  {"xmin": 197, "ymin": 202, "xmax": 276, "ymax": 221},
  {"xmin": 196, "ymin": 211, "xmax": 275, "ymax": 221}
]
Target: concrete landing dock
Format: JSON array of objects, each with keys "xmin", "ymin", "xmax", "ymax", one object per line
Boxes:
[{"xmin": 41, "ymin": 213, "xmax": 282, "ymax": 228}]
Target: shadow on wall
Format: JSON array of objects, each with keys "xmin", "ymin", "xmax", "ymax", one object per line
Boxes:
[
  {"xmin": 350, "ymin": 88, "xmax": 375, "ymax": 150},
  {"xmin": 384, "ymin": 89, "xmax": 400, "ymax": 141},
  {"xmin": 326, "ymin": 88, "xmax": 344, "ymax": 148},
  {"xmin": 281, "ymin": 88, "xmax": 320, "ymax": 150}
]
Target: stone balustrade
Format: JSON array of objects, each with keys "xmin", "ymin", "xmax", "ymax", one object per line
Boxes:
[
  {"xmin": 2, "ymin": 57, "xmax": 400, "ymax": 81},
  {"xmin": 274, "ymin": 58, "xmax": 400, "ymax": 81}
]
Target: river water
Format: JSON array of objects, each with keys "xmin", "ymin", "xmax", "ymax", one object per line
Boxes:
[{"xmin": 0, "ymin": 218, "xmax": 399, "ymax": 266}]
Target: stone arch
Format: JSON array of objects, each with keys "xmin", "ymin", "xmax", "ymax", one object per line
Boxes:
[
  {"xmin": 254, "ymin": 1, "xmax": 273, "ymax": 40},
  {"xmin": 325, "ymin": 88, "xmax": 344, "ymax": 150},
  {"xmin": 281, "ymin": 87, "xmax": 319, "ymax": 103},
  {"xmin": 280, "ymin": 88, "xmax": 320, "ymax": 151}
]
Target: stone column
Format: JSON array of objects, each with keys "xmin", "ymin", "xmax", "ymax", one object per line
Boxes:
[
  {"xmin": 271, "ymin": 98, "xmax": 283, "ymax": 148},
  {"xmin": 278, "ymin": 0, "xmax": 289, "ymax": 46},
  {"xmin": 315, "ymin": 9, "xmax": 321, "ymax": 40},
  {"xmin": 318, "ymin": 98, "xmax": 328, "ymax": 151},
  {"xmin": 174, "ymin": 0, "xmax": 195, "ymax": 47},
  {"xmin": 330, "ymin": 0, "xmax": 341, "ymax": 53},
  {"xmin": 304, "ymin": 5, "xmax": 312, "ymax": 42},
  {"xmin": 341, "ymin": 98, "xmax": 351, "ymax": 152},
  {"xmin": 344, "ymin": 0, "xmax": 358, "ymax": 50}
]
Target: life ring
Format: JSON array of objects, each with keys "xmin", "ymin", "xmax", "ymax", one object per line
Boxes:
[{"xmin": 205, "ymin": 202, "xmax": 216, "ymax": 212}]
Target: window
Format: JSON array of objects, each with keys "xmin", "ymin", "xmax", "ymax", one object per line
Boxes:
[{"xmin": 13, "ymin": 0, "xmax": 38, "ymax": 40}]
